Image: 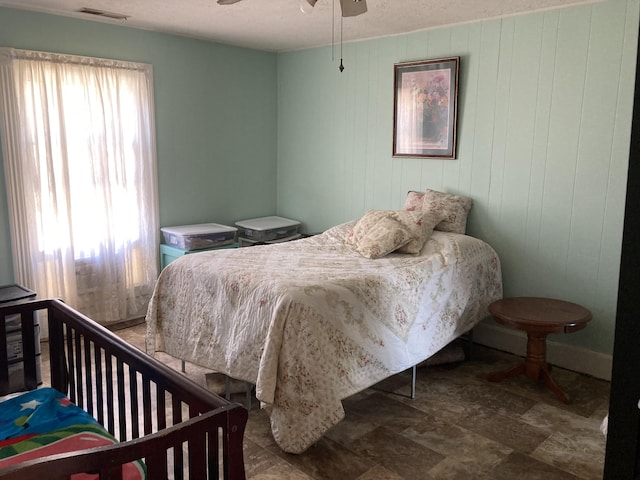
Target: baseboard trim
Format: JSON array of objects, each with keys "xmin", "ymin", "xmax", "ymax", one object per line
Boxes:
[{"xmin": 473, "ymin": 320, "xmax": 612, "ymax": 381}]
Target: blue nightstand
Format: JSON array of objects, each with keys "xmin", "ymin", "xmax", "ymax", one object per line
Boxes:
[{"xmin": 160, "ymin": 243, "xmax": 238, "ymax": 270}]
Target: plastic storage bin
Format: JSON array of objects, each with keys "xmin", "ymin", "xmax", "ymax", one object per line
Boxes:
[
  {"xmin": 161, "ymin": 223, "xmax": 237, "ymax": 251},
  {"xmin": 235, "ymin": 216, "xmax": 300, "ymax": 242},
  {"xmin": 0, "ymin": 284, "xmax": 41, "ymax": 393}
]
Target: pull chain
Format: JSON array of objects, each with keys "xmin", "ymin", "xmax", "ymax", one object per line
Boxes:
[
  {"xmin": 339, "ymin": 12, "xmax": 344, "ymax": 72},
  {"xmin": 332, "ymin": 0, "xmax": 335, "ymax": 61}
]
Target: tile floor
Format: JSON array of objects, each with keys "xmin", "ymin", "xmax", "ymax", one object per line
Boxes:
[{"xmin": 99, "ymin": 323, "xmax": 610, "ymax": 479}]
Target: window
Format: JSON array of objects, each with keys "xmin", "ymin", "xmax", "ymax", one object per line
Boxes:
[{"xmin": 0, "ymin": 48, "xmax": 159, "ymax": 325}]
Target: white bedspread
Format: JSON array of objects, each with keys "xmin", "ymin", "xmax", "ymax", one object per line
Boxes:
[{"xmin": 146, "ymin": 221, "xmax": 502, "ymax": 453}]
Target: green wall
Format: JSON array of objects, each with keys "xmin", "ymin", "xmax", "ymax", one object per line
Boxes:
[
  {"xmin": 277, "ymin": 0, "xmax": 639, "ymax": 356},
  {"xmin": 0, "ymin": 7, "xmax": 278, "ymax": 285},
  {"xmin": 0, "ymin": 1, "xmax": 637, "ymax": 358}
]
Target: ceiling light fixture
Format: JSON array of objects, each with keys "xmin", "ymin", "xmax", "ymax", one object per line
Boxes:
[
  {"xmin": 297, "ymin": 0, "xmax": 369, "ymax": 72},
  {"xmin": 299, "ymin": 0, "xmax": 317, "ymax": 14},
  {"xmin": 340, "ymin": 0, "xmax": 367, "ymax": 17}
]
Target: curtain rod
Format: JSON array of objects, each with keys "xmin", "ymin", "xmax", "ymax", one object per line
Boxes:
[{"xmin": 0, "ymin": 46, "xmax": 151, "ymax": 72}]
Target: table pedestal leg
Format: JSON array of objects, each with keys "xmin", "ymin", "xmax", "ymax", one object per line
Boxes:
[{"xmin": 487, "ymin": 332, "xmax": 570, "ymax": 403}]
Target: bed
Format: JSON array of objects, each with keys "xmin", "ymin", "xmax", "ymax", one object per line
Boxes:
[
  {"xmin": 146, "ymin": 204, "xmax": 503, "ymax": 454},
  {"xmin": 0, "ymin": 298, "xmax": 247, "ymax": 479}
]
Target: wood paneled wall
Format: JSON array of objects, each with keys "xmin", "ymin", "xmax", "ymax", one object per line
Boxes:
[{"xmin": 277, "ymin": 0, "xmax": 639, "ymax": 358}]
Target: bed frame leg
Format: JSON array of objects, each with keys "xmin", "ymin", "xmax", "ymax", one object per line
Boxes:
[
  {"xmin": 464, "ymin": 329, "xmax": 474, "ymax": 360},
  {"xmin": 407, "ymin": 331, "xmax": 474, "ymax": 401},
  {"xmin": 411, "ymin": 365, "xmax": 417, "ymax": 399},
  {"xmin": 181, "ymin": 360, "xmax": 186, "ymax": 373}
]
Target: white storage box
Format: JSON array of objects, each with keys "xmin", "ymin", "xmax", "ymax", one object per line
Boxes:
[
  {"xmin": 235, "ymin": 216, "xmax": 300, "ymax": 242},
  {"xmin": 161, "ymin": 223, "xmax": 237, "ymax": 251}
]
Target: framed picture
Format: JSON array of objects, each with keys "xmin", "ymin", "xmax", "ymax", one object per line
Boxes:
[{"xmin": 393, "ymin": 57, "xmax": 460, "ymax": 159}]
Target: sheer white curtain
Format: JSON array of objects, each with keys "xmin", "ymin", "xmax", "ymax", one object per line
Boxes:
[{"xmin": 0, "ymin": 47, "xmax": 159, "ymax": 325}]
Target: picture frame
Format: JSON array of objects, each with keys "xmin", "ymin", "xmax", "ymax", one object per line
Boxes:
[{"xmin": 393, "ymin": 57, "xmax": 460, "ymax": 159}]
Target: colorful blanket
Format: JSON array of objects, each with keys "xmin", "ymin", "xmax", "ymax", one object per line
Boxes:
[{"xmin": 0, "ymin": 388, "xmax": 145, "ymax": 479}]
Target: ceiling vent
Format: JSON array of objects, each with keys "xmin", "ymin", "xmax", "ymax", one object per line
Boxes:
[{"xmin": 77, "ymin": 7, "xmax": 129, "ymax": 20}]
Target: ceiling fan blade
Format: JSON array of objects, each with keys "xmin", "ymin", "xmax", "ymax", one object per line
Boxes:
[
  {"xmin": 339, "ymin": 0, "xmax": 367, "ymax": 17},
  {"xmin": 217, "ymin": 0, "xmax": 243, "ymax": 4}
]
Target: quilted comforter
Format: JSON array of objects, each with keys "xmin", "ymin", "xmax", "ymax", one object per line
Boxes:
[
  {"xmin": 146, "ymin": 221, "xmax": 502, "ymax": 453},
  {"xmin": 0, "ymin": 388, "xmax": 145, "ymax": 479}
]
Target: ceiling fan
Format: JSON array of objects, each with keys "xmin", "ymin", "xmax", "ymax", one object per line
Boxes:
[{"xmin": 217, "ymin": 0, "xmax": 368, "ymax": 17}]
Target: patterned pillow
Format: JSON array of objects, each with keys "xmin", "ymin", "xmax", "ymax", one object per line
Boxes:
[
  {"xmin": 347, "ymin": 209, "xmax": 439, "ymax": 258},
  {"xmin": 403, "ymin": 191, "xmax": 425, "ymax": 212},
  {"xmin": 394, "ymin": 210, "xmax": 442, "ymax": 254},
  {"xmin": 345, "ymin": 210, "xmax": 388, "ymax": 246},
  {"xmin": 422, "ymin": 189, "xmax": 472, "ymax": 234},
  {"xmin": 354, "ymin": 215, "xmax": 412, "ymax": 259}
]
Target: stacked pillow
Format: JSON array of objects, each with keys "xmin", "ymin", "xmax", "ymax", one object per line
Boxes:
[
  {"xmin": 404, "ymin": 189, "xmax": 472, "ymax": 235},
  {"xmin": 347, "ymin": 189, "xmax": 472, "ymax": 259},
  {"xmin": 346, "ymin": 209, "xmax": 442, "ymax": 259}
]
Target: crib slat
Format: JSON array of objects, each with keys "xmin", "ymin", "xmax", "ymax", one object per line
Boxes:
[
  {"xmin": 117, "ymin": 359, "xmax": 126, "ymax": 441},
  {"xmin": 74, "ymin": 330, "xmax": 84, "ymax": 408},
  {"xmin": 84, "ymin": 336, "xmax": 94, "ymax": 416},
  {"xmin": 129, "ymin": 367, "xmax": 139, "ymax": 439},
  {"xmin": 21, "ymin": 311, "xmax": 38, "ymax": 391},
  {"xmin": 142, "ymin": 375, "xmax": 152, "ymax": 435},
  {"xmin": 172, "ymin": 395, "xmax": 184, "ymax": 479},
  {"xmin": 157, "ymin": 386, "xmax": 167, "ymax": 431},
  {"xmin": 66, "ymin": 324, "xmax": 76, "ymax": 401},
  {"xmin": 188, "ymin": 428, "xmax": 207, "ymax": 478},
  {"xmin": 145, "ymin": 449, "xmax": 168, "ymax": 479},
  {"xmin": 105, "ymin": 351, "xmax": 115, "ymax": 434},
  {"xmin": 209, "ymin": 426, "xmax": 220, "ymax": 480},
  {"xmin": 95, "ymin": 345, "xmax": 105, "ymax": 425},
  {"xmin": 48, "ymin": 309, "xmax": 67, "ymax": 391}
]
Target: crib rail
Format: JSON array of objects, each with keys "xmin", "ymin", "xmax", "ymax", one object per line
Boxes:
[{"xmin": 0, "ymin": 298, "xmax": 247, "ymax": 480}]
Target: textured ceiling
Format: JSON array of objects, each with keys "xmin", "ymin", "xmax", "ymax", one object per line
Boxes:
[{"xmin": 0, "ymin": 0, "xmax": 603, "ymax": 52}]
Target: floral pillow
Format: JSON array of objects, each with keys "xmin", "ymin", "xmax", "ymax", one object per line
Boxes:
[
  {"xmin": 394, "ymin": 210, "xmax": 442, "ymax": 254},
  {"xmin": 353, "ymin": 215, "xmax": 412, "ymax": 259},
  {"xmin": 346, "ymin": 210, "xmax": 389, "ymax": 246},
  {"xmin": 403, "ymin": 191, "xmax": 425, "ymax": 212},
  {"xmin": 422, "ymin": 189, "xmax": 472, "ymax": 234},
  {"xmin": 347, "ymin": 209, "xmax": 440, "ymax": 258}
]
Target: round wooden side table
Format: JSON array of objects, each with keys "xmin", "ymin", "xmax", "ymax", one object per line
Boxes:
[{"xmin": 486, "ymin": 297, "xmax": 591, "ymax": 403}]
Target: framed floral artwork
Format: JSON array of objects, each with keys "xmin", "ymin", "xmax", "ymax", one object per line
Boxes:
[{"xmin": 393, "ymin": 57, "xmax": 460, "ymax": 159}]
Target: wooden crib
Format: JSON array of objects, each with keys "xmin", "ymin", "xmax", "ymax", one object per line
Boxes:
[{"xmin": 0, "ymin": 298, "xmax": 247, "ymax": 479}]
